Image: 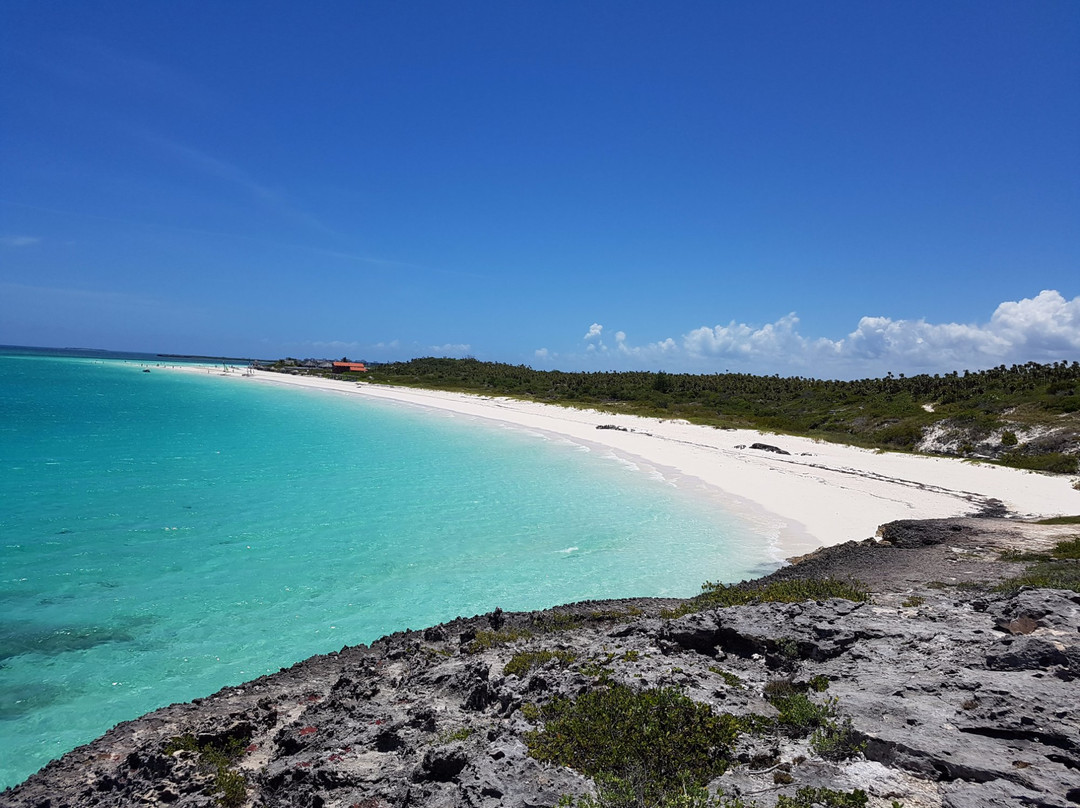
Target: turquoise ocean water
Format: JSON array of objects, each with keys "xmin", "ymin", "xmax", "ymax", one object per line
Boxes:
[{"xmin": 0, "ymin": 348, "xmax": 777, "ymax": 788}]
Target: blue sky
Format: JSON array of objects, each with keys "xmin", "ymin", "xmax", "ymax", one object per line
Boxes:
[{"xmin": 2, "ymin": 1, "xmax": 1078, "ymax": 378}]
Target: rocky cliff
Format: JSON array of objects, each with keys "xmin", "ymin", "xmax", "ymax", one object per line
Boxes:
[{"xmin": 5, "ymin": 519, "xmax": 1079, "ymax": 808}]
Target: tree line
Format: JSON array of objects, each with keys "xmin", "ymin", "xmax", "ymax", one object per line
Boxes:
[{"xmin": 321, "ymin": 358, "xmax": 1080, "ymax": 472}]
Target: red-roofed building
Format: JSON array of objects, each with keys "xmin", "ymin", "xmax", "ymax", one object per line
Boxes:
[{"xmin": 332, "ymin": 362, "xmax": 368, "ymax": 373}]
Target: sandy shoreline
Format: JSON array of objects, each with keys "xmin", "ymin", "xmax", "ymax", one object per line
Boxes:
[{"xmin": 166, "ymin": 364, "xmax": 1078, "ymax": 558}]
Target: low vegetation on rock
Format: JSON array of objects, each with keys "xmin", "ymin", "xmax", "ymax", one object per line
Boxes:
[
  {"xmin": 996, "ymin": 535, "xmax": 1080, "ymax": 594},
  {"xmin": 503, "ymin": 649, "xmax": 578, "ymax": 678},
  {"xmin": 526, "ymin": 684, "xmax": 743, "ymax": 806},
  {"xmin": 163, "ymin": 731, "xmax": 250, "ymax": 807},
  {"xmin": 662, "ymin": 578, "xmax": 869, "ymax": 618}
]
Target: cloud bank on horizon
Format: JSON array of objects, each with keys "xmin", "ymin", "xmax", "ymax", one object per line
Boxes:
[{"xmin": 541, "ymin": 290, "xmax": 1080, "ymax": 379}]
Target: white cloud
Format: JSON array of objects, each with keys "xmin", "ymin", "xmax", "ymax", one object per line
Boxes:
[
  {"xmin": 574, "ymin": 291, "xmax": 1080, "ymax": 377},
  {"xmin": 987, "ymin": 290, "xmax": 1080, "ymax": 356},
  {"xmin": 534, "ymin": 348, "xmax": 550, "ymax": 360},
  {"xmin": 1, "ymin": 235, "xmax": 40, "ymax": 247},
  {"xmin": 430, "ymin": 343, "xmax": 471, "ymax": 356},
  {"xmin": 832, "ymin": 290, "xmax": 1080, "ymax": 371},
  {"xmin": 612, "ymin": 333, "xmax": 676, "ymax": 359},
  {"xmin": 584, "ymin": 323, "xmax": 603, "ymax": 340},
  {"xmin": 684, "ymin": 312, "xmax": 808, "ymax": 362}
]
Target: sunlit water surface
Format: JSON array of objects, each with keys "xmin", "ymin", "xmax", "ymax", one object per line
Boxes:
[{"xmin": 0, "ymin": 349, "xmax": 777, "ymax": 787}]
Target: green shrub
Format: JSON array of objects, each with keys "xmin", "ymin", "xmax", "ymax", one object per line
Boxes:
[
  {"xmin": 587, "ymin": 606, "xmax": 644, "ymax": 621},
  {"xmin": 503, "ymin": 649, "xmax": 578, "ymax": 678},
  {"xmin": 468, "ymin": 611, "xmax": 621, "ymax": 653},
  {"xmin": 437, "ymin": 726, "xmax": 475, "ymax": 743},
  {"xmin": 811, "ymin": 717, "xmax": 865, "ymax": 760},
  {"xmin": 575, "ymin": 652, "xmax": 621, "ymax": 681},
  {"xmin": 526, "ymin": 685, "xmax": 742, "ymax": 806},
  {"xmin": 769, "ymin": 693, "xmax": 837, "ymax": 737},
  {"xmin": 872, "ymin": 421, "xmax": 925, "ymax": 448},
  {"xmin": 762, "ymin": 679, "xmax": 801, "ymax": 700},
  {"xmin": 773, "ymin": 637, "xmax": 800, "ymax": 660},
  {"xmin": 164, "ymin": 734, "xmax": 200, "ymax": 754},
  {"xmin": 997, "ymin": 549, "xmax": 1047, "ymax": 562},
  {"xmin": 1051, "ymin": 537, "xmax": 1080, "ymax": 559},
  {"xmin": 763, "ymin": 675, "xmax": 828, "ymax": 699},
  {"xmin": 708, "ymin": 667, "xmax": 743, "ymax": 688},
  {"xmin": 164, "ymin": 732, "xmax": 250, "ymax": 808},
  {"xmin": 704, "ymin": 578, "xmax": 869, "ymax": 606},
  {"xmin": 215, "ymin": 769, "xmax": 247, "ymax": 808},
  {"xmin": 465, "ymin": 626, "xmax": 534, "ymax": 653},
  {"xmin": 997, "ymin": 559, "xmax": 1080, "ymax": 594},
  {"xmin": 535, "ymin": 613, "xmax": 586, "ymax": 631},
  {"xmin": 662, "ymin": 578, "xmax": 868, "ymax": 618},
  {"xmin": 776, "ymin": 787, "xmax": 868, "ymax": 808},
  {"xmin": 1000, "ymin": 430, "xmax": 1018, "ymax": 447},
  {"xmin": 562, "ymin": 781, "xmax": 750, "ymax": 808},
  {"xmin": 1042, "ymin": 395, "xmax": 1080, "ymax": 413},
  {"xmin": 164, "ymin": 733, "xmax": 249, "ymax": 768},
  {"xmin": 1000, "ymin": 451, "xmax": 1078, "ymax": 474},
  {"xmin": 998, "ymin": 535, "xmax": 1080, "ymax": 561}
]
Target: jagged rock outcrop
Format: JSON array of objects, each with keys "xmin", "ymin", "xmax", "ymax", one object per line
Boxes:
[{"xmin": 5, "ymin": 521, "xmax": 1080, "ymax": 808}]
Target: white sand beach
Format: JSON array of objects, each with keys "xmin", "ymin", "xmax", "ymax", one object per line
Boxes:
[{"xmin": 172, "ymin": 365, "xmax": 1078, "ymax": 558}]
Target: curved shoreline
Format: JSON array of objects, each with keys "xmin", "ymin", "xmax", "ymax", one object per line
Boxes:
[{"xmin": 164, "ymin": 365, "xmax": 1078, "ymax": 557}]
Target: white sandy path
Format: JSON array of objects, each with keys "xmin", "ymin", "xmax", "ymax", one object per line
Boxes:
[{"xmin": 169, "ymin": 365, "xmax": 1079, "ymax": 558}]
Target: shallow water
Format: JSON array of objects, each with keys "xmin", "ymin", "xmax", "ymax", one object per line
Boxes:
[{"xmin": 0, "ymin": 349, "xmax": 777, "ymax": 787}]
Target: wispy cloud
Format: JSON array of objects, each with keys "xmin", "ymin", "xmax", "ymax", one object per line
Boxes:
[
  {"xmin": 0, "ymin": 235, "xmax": 40, "ymax": 247},
  {"xmin": 307, "ymin": 245, "xmax": 487, "ymax": 280},
  {"xmin": 32, "ymin": 34, "xmax": 212, "ymax": 110},
  {"xmin": 22, "ymin": 36, "xmax": 333, "ymax": 237},
  {"xmin": 140, "ymin": 133, "xmax": 337, "ymax": 236},
  {"xmin": 295, "ymin": 338, "xmax": 413, "ymax": 360},
  {"xmin": 306, "ymin": 340, "xmax": 366, "ymax": 354},
  {"xmin": 0, "ymin": 199, "xmax": 468, "ymax": 278},
  {"xmin": 567, "ymin": 291, "xmax": 1080, "ymax": 378},
  {"xmin": 295, "ymin": 339, "xmax": 471, "ymax": 360},
  {"xmin": 0, "ymin": 281, "xmax": 160, "ymax": 309}
]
